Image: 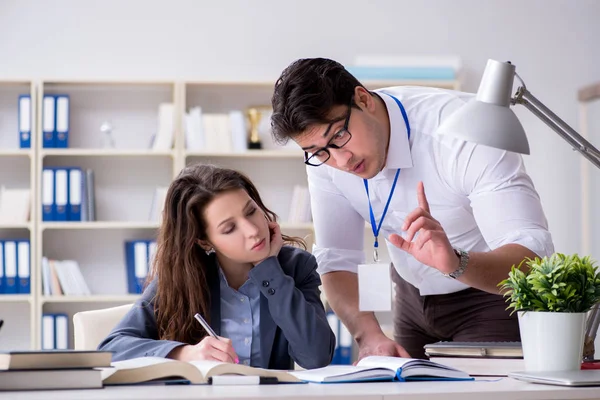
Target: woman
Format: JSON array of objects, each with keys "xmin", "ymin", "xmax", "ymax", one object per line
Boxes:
[{"xmin": 98, "ymin": 163, "xmax": 335, "ymax": 370}]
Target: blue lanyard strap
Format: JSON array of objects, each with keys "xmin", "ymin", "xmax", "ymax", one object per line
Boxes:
[{"xmin": 363, "ymin": 94, "xmax": 410, "ymax": 262}]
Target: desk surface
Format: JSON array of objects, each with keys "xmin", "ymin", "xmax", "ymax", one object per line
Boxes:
[{"xmin": 2, "ymin": 378, "xmax": 600, "ymax": 400}]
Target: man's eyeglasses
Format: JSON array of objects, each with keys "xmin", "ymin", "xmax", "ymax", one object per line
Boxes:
[{"xmin": 304, "ymin": 98, "xmax": 354, "ymax": 167}]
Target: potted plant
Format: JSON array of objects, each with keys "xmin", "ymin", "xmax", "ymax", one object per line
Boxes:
[{"xmin": 499, "ymin": 253, "xmax": 600, "ymax": 372}]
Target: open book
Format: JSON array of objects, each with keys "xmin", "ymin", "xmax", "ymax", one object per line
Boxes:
[
  {"xmin": 290, "ymin": 356, "xmax": 473, "ymax": 383},
  {"xmin": 101, "ymin": 357, "xmax": 303, "ymax": 385}
]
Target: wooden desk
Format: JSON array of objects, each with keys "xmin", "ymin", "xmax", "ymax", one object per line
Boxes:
[{"xmin": 1, "ymin": 379, "xmax": 600, "ymax": 400}]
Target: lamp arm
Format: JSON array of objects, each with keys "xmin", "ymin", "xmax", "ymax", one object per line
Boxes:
[
  {"xmin": 515, "ymin": 87, "xmax": 600, "ymax": 169},
  {"xmin": 514, "ymin": 86, "xmax": 600, "ymax": 360}
]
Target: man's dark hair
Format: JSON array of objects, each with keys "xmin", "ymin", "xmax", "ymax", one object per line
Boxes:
[{"xmin": 270, "ymin": 58, "xmax": 365, "ymax": 144}]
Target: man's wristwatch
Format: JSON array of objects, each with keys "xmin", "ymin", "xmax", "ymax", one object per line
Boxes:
[{"xmin": 443, "ymin": 248, "xmax": 469, "ymax": 279}]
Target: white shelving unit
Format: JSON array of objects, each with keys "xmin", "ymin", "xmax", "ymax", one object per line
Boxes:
[
  {"xmin": 0, "ymin": 77, "xmax": 460, "ymax": 350},
  {"xmin": 0, "ymin": 80, "xmax": 37, "ymax": 351}
]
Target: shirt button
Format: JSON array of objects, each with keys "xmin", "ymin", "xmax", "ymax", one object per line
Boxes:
[
  {"xmin": 262, "ymin": 280, "xmax": 269, "ymax": 287},
  {"xmin": 243, "ymin": 360, "xmax": 250, "ymax": 365},
  {"xmin": 268, "ymin": 288, "xmax": 276, "ymax": 295},
  {"xmin": 243, "ymin": 318, "xmax": 249, "ymax": 324},
  {"xmin": 244, "ymin": 337, "xmax": 250, "ymax": 345},
  {"xmin": 240, "ymin": 297, "xmax": 245, "ymax": 302}
]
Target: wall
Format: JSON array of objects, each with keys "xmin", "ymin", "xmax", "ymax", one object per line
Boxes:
[{"xmin": 1, "ymin": 0, "xmax": 599, "ymax": 258}]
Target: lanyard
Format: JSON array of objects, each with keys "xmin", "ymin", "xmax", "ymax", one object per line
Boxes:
[{"xmin": 363, "ymin": 94, "xmax": 411, "ymax": 262}]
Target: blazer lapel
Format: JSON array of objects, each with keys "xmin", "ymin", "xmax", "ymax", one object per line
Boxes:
[{"xmin": 259, "ymin": 295, "xmax": 276, "ymax": 367}]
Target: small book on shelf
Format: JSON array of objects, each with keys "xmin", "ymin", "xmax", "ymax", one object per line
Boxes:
[
  {"xmin": 290, "ymin": 356, "xmax": 472, "ymax": 383},
  {"xmin": 424, "ymin": 341, "xmax": 523, "ymax": 358}
]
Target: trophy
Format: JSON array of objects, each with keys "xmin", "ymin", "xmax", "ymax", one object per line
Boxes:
[
  {"xmin": 99, "ymin": 121, "xmax": 116, "ymax": 148},
  {"xmin": 246, "ymin": 107, "xmax": 263, "ymax": 150}
]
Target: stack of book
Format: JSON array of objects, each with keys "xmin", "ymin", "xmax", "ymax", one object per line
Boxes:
[
  {"xmin": 424, "ymin": 341, "xmax": 524, "ymax": 376},
  {"xmin": 0, "ymin": 350, "xmax": 112, "ymax": 391}
]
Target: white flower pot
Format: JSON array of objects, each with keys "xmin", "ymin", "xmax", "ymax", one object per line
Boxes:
[{"xmin": 518, "ymin": 311, "xmax": 586, "ymax": 372}]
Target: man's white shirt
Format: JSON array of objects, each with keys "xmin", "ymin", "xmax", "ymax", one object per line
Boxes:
[{"xmin": 307, "ymin": 86, "xmax": 554, "ymax": 296}]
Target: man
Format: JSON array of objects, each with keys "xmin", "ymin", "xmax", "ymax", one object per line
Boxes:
[{"xmin": 270, "ymin": 58, "xmax": 554, "ymax": 360}]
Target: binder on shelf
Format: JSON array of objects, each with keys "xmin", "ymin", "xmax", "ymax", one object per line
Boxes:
[
  {"xmin": 55, "ymin": 95, "xmax": 70, "ymax": 148},
  {"xmin": 41, "ymin": 313, "xmax": 69, "ymax": 349},
  {"xmin": 17, "ymin": 240, "xmax": 30, "ymax": 294},
  {"xmin": 338, "ymin": 320, "xmax": 353, "ymax": 365},
  {"xmin": 125, "ymin": 240, "xmax": 151, "ymax": 294},
  {"xmin": 0, "ymin": 242, "xmax": 4, "ymax": 294},
  {"xmin": 54, "ymin": 168, "xmax": 68, "ymax": 221},
  {"xmin": 3, "ymin": 241, "xmax": 17, "ymax": 294},
  {"xmin": 55, "ymin": 314, "xmax": 69, "ymax": 349},
  {"xmin": 42, "ymin": 168, "xmax": 55, "ymax": 221},
  {"xmin": 42, "ymin": 95, "xmax": 56, "ymax": 148},
  {"xmin": 327, "ymin": 311, "xmax": 341, "ymax": 365},
  {"xmin": 41, "ymin": 314, "xmax": 55, "ymax": 350},
  {"xmin": 18, "ymin": 94, "xmax": 31, "ymax": 149},
  {"xmin": 68, "ymin": 168, "xmax": 82, "ymax": 221}
]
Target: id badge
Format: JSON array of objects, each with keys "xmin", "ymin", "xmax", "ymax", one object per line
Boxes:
[{"xmin": 358, "ymin": 263, "xmax": 392, "ymax": 312}]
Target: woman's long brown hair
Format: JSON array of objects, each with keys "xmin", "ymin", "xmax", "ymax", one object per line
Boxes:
[{"xmin": 148, "ymin": 163, "xmax": 306, "ymax": 344}]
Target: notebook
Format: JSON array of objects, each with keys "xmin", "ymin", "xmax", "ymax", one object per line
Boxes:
[
  {"xmin": 0, "ymin": 350, "xmax": 113, "ymax": 370},
  {"xmin": 101, "ymin": 357, "xmax": 303, "ymax": 385},
  {"xmin": 424, "ymin": 341, "xmax": 523, "ymax": 358},
  {"xmin": 289, "ymin": 356, "xmax": 473, "ymax": 383},
  {"xmin": 509, "ymin": 370, "xmax": 600, "ymax": 387}
]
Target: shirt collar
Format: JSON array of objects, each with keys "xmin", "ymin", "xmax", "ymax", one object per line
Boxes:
[{"xmin": 375, "ymin": 90, "xmax": 413, "ymax": 170}]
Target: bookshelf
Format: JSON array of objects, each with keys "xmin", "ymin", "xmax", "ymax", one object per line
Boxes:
[
  {"xmin": 0, "ymin": 77, "xmax": 460, "ymax": 350},
  {"xmin": 0, "ymin": 80, "xmax": 37, "ymax": 351}
]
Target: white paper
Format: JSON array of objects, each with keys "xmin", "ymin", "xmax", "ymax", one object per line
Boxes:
[{"xmin": 358, "ymin": 263, "xmax": 392, "ymax": 312}]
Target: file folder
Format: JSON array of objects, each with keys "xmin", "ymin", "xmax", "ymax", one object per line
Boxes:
[
  {"xmin": 17, "ymin": 240, "xmax": 30, "ymax": 294},
  {"xmin": 54, "ymin": 168, "xmax": 68, "ymax": 221},
  {"xmin": 3, "ymin": 241, "xmax": 17, "ymax": 294},
  {"xmin": 42, "ymin": 95, "xmax": 56, "ymax": 148},
  {"xmin": 55, "ymin": 95, "xmax": 69, "ymax": 148},
  {"xmin": 18, "ymin": 95, "xmax": 31, "ymax": 149}
]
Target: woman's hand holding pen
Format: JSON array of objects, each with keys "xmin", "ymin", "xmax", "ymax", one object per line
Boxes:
[{"xmin": 169, "ymin": 336, "xmax": 239, "ymax": 364}]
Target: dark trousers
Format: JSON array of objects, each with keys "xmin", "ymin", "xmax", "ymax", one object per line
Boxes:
[{"xmin": 391, "ymin": 266, "xmax": 520, "ymax": 359}]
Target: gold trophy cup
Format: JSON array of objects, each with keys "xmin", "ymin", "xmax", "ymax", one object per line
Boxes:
[{"xmin": 246, "ymin": 107, "xmax": 263, "ymax": 150}]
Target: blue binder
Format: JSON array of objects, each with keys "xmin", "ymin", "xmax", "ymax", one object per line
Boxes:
[
  {"xmin": 17, "ymin": 240, "xmax": 30, "ymax": 294},
  {"xmin": 3, "ymin": 241, "xmax": 17, "ymax": 294},
  {"xmin": 18, "ymin": 95, "xmax": 31, "ymax": 149},
  {"xmin": 54, "ymin": 168, "xmax": 69, "ymax": 221},
  {"xmin": 68, "ymin": 168, "xmax": 82, "ymax": 221},
  {"xmin": 125, "ymin": 241, "xmax": 149, "ymax": 294},
  {"xmin": 42, "ymin": 168, "xmax": 55, "ymax": 221},
  {"xmin": 0, "ymin": 241, "xmax": 4, "ymax": 294},
  {"xmin": 55, "ymin": 95, "xmax": 69, "ymax": 148},
  {"xmin": 42, "ymin": 95, "xmax": 56, "ymax": 148}
]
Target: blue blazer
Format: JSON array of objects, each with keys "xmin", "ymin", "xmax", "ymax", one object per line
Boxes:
[{"xmin": 98, "ymin": 246, "xmax": 336, "ymax": 370}]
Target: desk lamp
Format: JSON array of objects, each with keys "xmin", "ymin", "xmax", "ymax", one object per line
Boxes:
[{"xmin": 437, "ymin": 59, "xmax": 600, "ymax": 360}]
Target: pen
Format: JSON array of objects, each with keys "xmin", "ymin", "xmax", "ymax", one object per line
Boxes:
[
  {"xmin": 209, "ymin": 376, "xmax": 279, "ymax": 385},
  {"xmin": 194, "ymin": 313, "xmax": 239, "ymax": 364},
  {"xmin": 194, "ymin": 313, "xmax": 219, "ymax": 339}
]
